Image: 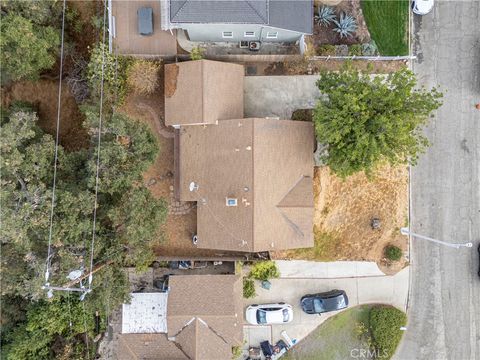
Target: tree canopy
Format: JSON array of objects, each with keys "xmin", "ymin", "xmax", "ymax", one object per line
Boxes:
[
  {"xmin": 0, "ymin": 103, "xmax": 167, "ymax": 358},
  {"xmin": 0, "ymin": 14, "xmax": 60, "ymax": 81},
  {"xmin": 313, "ymin": 66, "xmax": 442, "ymax": 178}
]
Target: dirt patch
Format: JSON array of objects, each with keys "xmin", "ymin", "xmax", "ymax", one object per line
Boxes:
[
  {"xmin": 164, "ymin": 64, "xmax": 179, "ymax": 98},
  {"xmin": 273, "ymin": 165, "xmax": 409, "ymax": 274},
  {"xmin": 242, "ymin": 59, "xmax": 407, "ymax": 76},
  {"xmin": 2, "ymin": 80, "xmax": 88, "ymax": 151},
  {"xmin": 118, "ymin": 66, "xmax": 222, "ymax": 258},
  {"xmin": 311, "ymin": 0, "xmax": 371, "ymax": 47}
]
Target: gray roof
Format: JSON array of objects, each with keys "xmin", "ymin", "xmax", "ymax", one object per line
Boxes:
[
  {"xmin": 170, "ymin": 0, "xmax": 313, "ymax": 34},
  {"xmin": 269, "ymin": 0, "xmax": 313, "ymax": 34},
  {"xmin": 170, "ymin": 0, "xmax": 268, "ymax": 24}
]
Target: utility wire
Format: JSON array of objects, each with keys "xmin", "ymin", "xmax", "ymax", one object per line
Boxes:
[
  {"xmin": 82, "ymin": 299, "xmax": 91, "ymax": 360},
  {"xmin": 87, "ymin": 0, "xmax": 108, "ymax": 291},
  {"xmin": 45, "ymin": 0, "xmax": 67, "ymax": 285}
]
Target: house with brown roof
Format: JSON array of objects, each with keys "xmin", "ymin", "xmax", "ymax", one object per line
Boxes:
[
  {"xmin": 165, "ymin": 60, "xmax": 315, "ymax": 253},
  {"xmin": 118, "ymin": 274, "xmax": 242, "ymax": 360}
]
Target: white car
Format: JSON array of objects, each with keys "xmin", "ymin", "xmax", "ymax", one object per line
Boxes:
[
  {"xmin": 412, "ymin": 0, "xmax": 434, "ymax": 15},
  {"xmin": 245, "ymin": 303, "xmax": 293, "ymax": 325}
]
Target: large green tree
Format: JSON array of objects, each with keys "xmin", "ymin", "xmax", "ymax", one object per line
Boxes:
[
  {"xmin": 0, "ymin": 14, "xmax": 60, "ymax": 81},
  {"xmin": 313, "ymin": 67, "xmax": 442, "ymax": 178}
]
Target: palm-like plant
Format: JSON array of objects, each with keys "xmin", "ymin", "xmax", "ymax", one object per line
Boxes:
[
  {"xmin": 315, "ymin": 6, "xmax": 336, "ymax": 27},
  {"xmin": 333, "ymin": 12, "xmax": 357, "ymax": 38}
]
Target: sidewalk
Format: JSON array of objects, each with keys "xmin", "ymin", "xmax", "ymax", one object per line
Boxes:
[
  {"xmin": 275, "ymin": 260, "xmax": 386, "ymax": 278},
  {"xmin": 243, "ymin": 261, "xmax": 409, "ymax": 349}
]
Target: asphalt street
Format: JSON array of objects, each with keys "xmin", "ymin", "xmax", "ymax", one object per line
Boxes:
[{"xmin": 395, "ymin": 1, "xmax": 480, "ymax": 360}]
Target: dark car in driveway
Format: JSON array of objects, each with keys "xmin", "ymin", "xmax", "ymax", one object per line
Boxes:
[{"xmin": 301, "ymin": 289, "xmax": 348, "ymax": 314}]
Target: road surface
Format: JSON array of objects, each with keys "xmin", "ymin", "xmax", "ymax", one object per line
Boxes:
[{"xmin": 395, "ymin": 1, "xmax": 480, "ymax": 360}]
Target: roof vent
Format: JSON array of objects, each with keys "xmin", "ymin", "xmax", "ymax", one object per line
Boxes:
[
  {"xmin": 226, "ymin": 198, "xmax": 238, "ymax": 207},
  {"xmin": 189, "ymin": 182, "xmax": 199, "ymax": 192}
]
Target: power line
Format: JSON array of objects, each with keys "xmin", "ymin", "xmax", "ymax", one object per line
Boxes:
[
  {"xmin": 87, "ymin": 0, "xmax": 108, "ymax": 291},
  {"xmin": 45, "ymin": 0, "xmax": 67, "ymax": 285}
]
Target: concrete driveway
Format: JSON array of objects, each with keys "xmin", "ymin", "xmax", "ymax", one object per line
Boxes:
[
  {"xmin": 244, "ymin": 75, "xmax": 321, "ymax": 119},
  {"xmin": 243, "ymin": 262, "xmax": 409, "ymax": 348}
]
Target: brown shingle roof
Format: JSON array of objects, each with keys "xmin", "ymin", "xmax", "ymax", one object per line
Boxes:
[
  {"xmin": 165, "ymin": 60, "xmax": 244, "ymax": 126},
  {"xmin": 166, "ymin": 275, "xmax": 243, "ymax": 360},
  {"xmin": 117, "ymin": 333, "xmax": 188, "ymax": 360},
  {"xmin": 174, "ymin": 318, "xmax": 233, "ymax": 360},
  {"xmin": 116, "ymin": 275, "xmax": 242, "ymax": 360},
  {"xmin": 178, "ymin": 118, "xmax": 314, "ymax": 252}
]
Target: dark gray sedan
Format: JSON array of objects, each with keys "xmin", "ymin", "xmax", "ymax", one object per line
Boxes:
[{"xmin": 301, "ymin": 289, "xmax": 348, "ymax": 314}]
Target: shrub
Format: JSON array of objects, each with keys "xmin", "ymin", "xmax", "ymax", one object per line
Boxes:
[
  {"xmin": 315, "ymin": 6, "xmax": 336, "ymax": 27},
  {"xmin": 231, "ymin": 345, "xmax": 242, "ymax": 359},
  {"xmin": 333, "ymin": 12, "xmax": 357, "ymax": 39},
  {"xmin": 291, "ymin": 109, "xmax": 313, "ymax": 122},
  {"xmin": 369, "ymin": 306, "xmax": 407, "ymax": 359},
  {"xmin": 317, "ymin": 44, "xmax": 336, "ymax": 56},
  {"xmin": 349, "ymin": 44, "xmax": 362, "ymax": 56},
  {"xmin": 127, "ymin": 60, "xmax": 161, "ymax": 95},
  {"xmin": 385, "ymin": 245, "xmax": 403, "ymax": 261},
  {"xmin": 249, "ymin": 261, "xmax": 280, "ymax": 281},
  {"xmin": 243, "ymin": 277, "xmax": 256, "ymax": 299},
  {"xmin": 361, "ymin": 40, "xmax": 378, "ymax": 56},
  {"xmin": 190, "ymin": 46, "xmax": 205, "ymax": 61},
  {"xmin": 86, "ymin": 43, "xmax": 130, "ymax": 104}
]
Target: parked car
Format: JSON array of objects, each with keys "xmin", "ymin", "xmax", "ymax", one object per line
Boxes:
[
  {"xmin": 245, "ymin": 303, "xmax": 293, "ymax": 325},
  {"xmin": 411, "ymin": 0, "xmax": 434, "ymax": 15},
  {"xmin": 137, "ymin": 7, "xmax": 153, "ymax": 35},
  {"xmin": 300, "ymin": 290, "xmax": 348, "ymax": 314}
]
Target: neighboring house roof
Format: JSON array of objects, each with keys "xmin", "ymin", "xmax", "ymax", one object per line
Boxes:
[
  {"xmin": 117, "ymin": 333, "xmax": 188, "ymax": 360},
  {"xmin": 169, "ymin": 0, "xmax": 313, "ymax": 34},
  {"xmin": 170, "ymin": 0, "xmax": 268, "ymax": 24},
  {"xmin": 167, "ymin": 275, "xmax": 243, "ymax": 359},
  {"xmin": 269, "ymin": 0, "xmax": 313, "ymax": 34},
  {"xmin": 116, "ymin": 275, "xmax": 242, "ymax": 360},
  {"xmin": 177, "ymin": 117, "xmax": 314, "ymax": 252},
  {"xmin": 165, "ymin": 60, "xmax": 244, "ymax": 126}
]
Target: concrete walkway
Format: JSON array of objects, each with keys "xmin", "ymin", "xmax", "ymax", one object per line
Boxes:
[
  {"xmin": 244, "ymin": 75, "xmax": 321, "ymax": 119},
  {"xmin": 276, "ymin": 260, "xmax": 386, "ymax": 278},
  {"xmin": 243, "ymin": 261, "xmax": 409, "ymax": 350}
]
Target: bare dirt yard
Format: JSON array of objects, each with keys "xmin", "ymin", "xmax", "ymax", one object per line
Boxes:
[
  {"xmin": 1, "ymin": 80, "xmax": 89, "ymax": 151},
  {"xmin": 118, "ymin": 66, "xmax": 221, "ymax": 258},
  {"xmin": 272, "ymin": 165, "xmax": 409, "ymax": 274}
]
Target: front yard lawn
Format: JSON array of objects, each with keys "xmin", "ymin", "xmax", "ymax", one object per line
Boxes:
[
  {"xmin": 284, "ymin": 305, "xmax": 372, "ymax": 360},
  {"xmin": 285, "ymin": 305, "xmax": 407, "ymax": 360},
  {"xmin": 361, "ymin": 0, "xmax": 409, "ymax": 55}
]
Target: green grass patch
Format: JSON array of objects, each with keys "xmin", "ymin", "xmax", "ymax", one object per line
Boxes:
[
  {"xmin": 289, "ymin": 228, "xmax": 337, "ymax": 261},
  {"xmin": 285, "ymin": 305, "xmax": 406, "ymax": 360},
  {"xmin": 284, "ymin": 305, "xmax": 373, "ymax": 360},
  {"xmin": 361, "ymin": 0, "xmax": 409, "ymax": 56}
]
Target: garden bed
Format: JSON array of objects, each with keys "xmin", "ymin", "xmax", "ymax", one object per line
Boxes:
[{"xmin": 308, "ymin": 0, "xmax": 375, "ymax": 56}]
